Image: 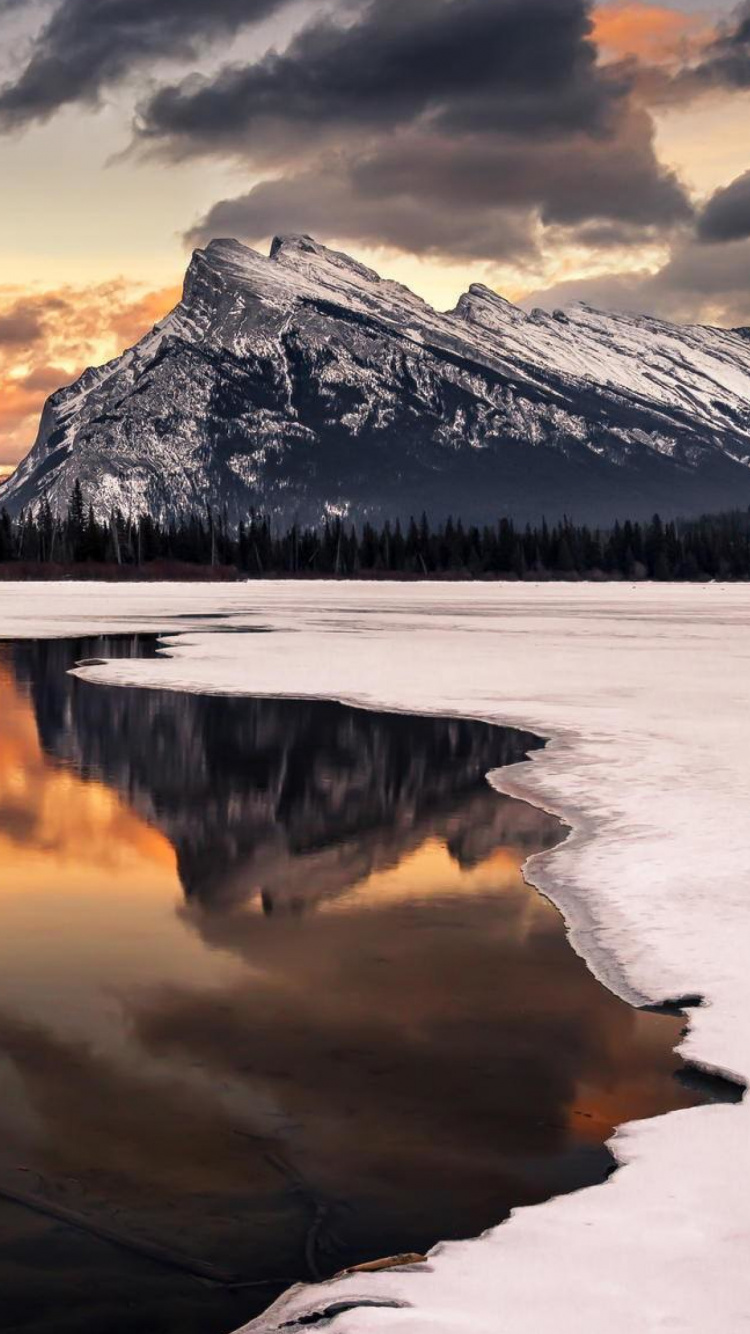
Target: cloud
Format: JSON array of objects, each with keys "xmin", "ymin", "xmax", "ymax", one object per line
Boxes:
[
  {"xmin": 164, "ymin": 0, "xmax": 692, "ymax": 267},
  {"xmin": 522, "ymin": 235, "xmax": 750, "ymax": 327},
  {"xmin": 186, "ymin": 165, "xmax": 542, "ymax": 264},
  {"xmin": 107, "ymin": 284, "xmax": 183, "ymax": 345},
  {"xmin": 685, "ymin": 0, "xmax": 750, "ymax": 92},
  {"xmin": 351, "ymin": 105, "xmax": 689, "ymax": 230},
  {"xmin": 0, "ymin": 297, "xmax": 52, "ymax": 347},
  {"xmin": 187, "ymin": 104, "xmax": 690, "ymax": 264},
  {"xmin": 0, "ymin": 281, "xmax": 178, "ymax": 463},
  {"xmin": 136, "ymin": 0, "xmax": 626, "ymax": 160},
  {"xmin": 636, "ymin": 0, "xmax": 750, "ymax": 104},
  {"xmin": 2, "ymin": 0, "xmax": 745, "ymax": 344},
  {"xmin": 592, "ymin": 2, "xmax": 711, "ymax": 64},
  {"xmin": 0, "ymin": 0, "xmax": 292, "ymax": 129},
  {"xmin": 697, "ymin": 168, "xmax": 750, "ymax": 243}
]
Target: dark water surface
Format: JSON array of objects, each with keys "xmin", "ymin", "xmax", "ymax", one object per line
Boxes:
[{"xmin": 0, "ymin": 637, "xmax": 705, "ymax": 1333}]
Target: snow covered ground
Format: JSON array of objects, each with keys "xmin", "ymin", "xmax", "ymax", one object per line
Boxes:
[{"xmin": 1, "ymin": 580, "xmax": 749, "ymax": 1332}]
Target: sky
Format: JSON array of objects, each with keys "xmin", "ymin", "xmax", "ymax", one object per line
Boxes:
[{"xmin": 1, "ymin": 0, "xmax": 749, "ymax": 468}]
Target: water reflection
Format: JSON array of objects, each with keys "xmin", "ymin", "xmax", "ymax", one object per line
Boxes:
[
  {"xmin": 0, "ymin": 638, "xmax": 703, "ymax": 1334},
  {"xmin": 9, "ymin": 637, "xmax": 550, "ymax": 912}
]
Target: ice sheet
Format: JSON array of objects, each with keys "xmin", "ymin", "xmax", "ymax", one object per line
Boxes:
[{"xmin": 1, "ymin": 580, "xmax": 748, "ymax": 1332}]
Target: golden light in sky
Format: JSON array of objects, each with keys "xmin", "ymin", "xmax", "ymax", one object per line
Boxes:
[{"xmin": 593, "ymin": 1, "xmax": 712, "ymax": 60}]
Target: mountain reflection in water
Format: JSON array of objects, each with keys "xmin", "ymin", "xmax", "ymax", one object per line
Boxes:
[{"xmin": 0, "ymin": 637, "xmax": 702, "ymax": 1334}]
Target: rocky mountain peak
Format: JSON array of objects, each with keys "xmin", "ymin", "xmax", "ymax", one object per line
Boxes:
[
  {"xmin": 3, "ymin": 234, "xmax": 750, "ymax": 529},
  {"xmin": 268, "ymin": 233, "xmax": 381, "ymax": 285},
  {"xmin": 453, "ymin": 284, "xmax": 525, "ymax": 329}
]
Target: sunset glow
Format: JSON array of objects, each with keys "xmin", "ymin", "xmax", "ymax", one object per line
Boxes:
[
  {"xmin": 593, "ymin": 2, "xmax": 712, "ymax": 61},
  {"xmin": 1, "ymin": 0, "xmax": 749, "ymax": 469}
]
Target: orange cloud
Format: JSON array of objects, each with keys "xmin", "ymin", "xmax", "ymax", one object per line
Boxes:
[
  {"xmin": 109, "ymin": 286, "xmax": 183, "ymax": 347},
  {"xmin": 593, "ymin": 2, "xmax": 711, "ymax": 63},
  {"xmin": 0, "ymin": 281, "xmax": 181, "ymax": 466}
]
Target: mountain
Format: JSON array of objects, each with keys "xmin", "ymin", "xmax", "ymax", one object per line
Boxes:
[{"xmin": 3, "ymin": 234, "xmax": 750, "ymax": 525}]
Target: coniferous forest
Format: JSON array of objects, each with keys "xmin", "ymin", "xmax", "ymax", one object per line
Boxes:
[{"xmin": 2, "ymin": 480, "xmax": 750, "ymax": 580}]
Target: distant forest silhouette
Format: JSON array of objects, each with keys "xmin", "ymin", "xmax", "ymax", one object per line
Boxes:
[{"xmin": 2, "ymin": 480, "xmax": 750, "ymax": 581}]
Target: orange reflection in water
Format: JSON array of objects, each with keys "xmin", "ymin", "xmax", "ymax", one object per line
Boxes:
[
  {"xmin": 0, "ymin": 644, "xmax": 706, "ymax": 1334},
  {"xmin": 0, "ymin": 661, "xmax": 243, "ymax": 1061},
  {"xmin": 323, "ymin": 839, "xmax": 540, "ymax": 911},
  {"xmin": 0, "ymin": 661, "xmax": 176, "ymax": 881}
]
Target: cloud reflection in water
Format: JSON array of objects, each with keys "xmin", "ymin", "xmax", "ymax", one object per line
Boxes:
[{"xmin": 0, "ymin": 637, "xmax": 701, "ymax": 1333}]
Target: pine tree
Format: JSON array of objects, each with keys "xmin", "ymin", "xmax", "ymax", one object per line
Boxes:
[{"xmin": 66, "ymin": 480, "xmax": 86, "ymax": 561}]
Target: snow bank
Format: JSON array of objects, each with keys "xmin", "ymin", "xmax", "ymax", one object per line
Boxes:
[{"xmin": 1, "ymin": 580, "xmax": 749, "ymax": 1332}]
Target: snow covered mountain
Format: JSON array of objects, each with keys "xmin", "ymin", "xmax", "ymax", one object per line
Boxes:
[{"xmin": 3, "ymin": 233, "xmax": 750, "ymax": 525}]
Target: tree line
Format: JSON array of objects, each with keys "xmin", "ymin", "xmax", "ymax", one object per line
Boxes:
[{"xmin": 2, "ymin": 480, "xmax": 750, "ymax": 580}]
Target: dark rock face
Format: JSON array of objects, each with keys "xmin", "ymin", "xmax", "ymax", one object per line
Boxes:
[{"xmin": 3, "ymin": 234, "xmax": 750, "ymax": 525}]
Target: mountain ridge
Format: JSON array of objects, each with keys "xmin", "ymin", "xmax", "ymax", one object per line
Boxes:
[{"xmin": 3, "ymin": 233, "xmax": 750, "ymax": 525}]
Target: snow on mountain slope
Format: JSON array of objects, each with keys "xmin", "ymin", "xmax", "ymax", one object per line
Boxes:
[{"xmin": 3, "ymin": 234, "xmax": 750, "ymax": 525}]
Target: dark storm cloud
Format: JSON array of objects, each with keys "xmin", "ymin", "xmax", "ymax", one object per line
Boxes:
[
  {"xmin": 136, "ymin": 0, "xmax": 625, "ymax": 160},
  {"xmin": 187, "ymin": 113, "xmax": 690, "ymax": 262},
  {"xmin": 350, "ymin": 107, "xmax": 690, "ymax": 229},
  {"xmin": 697, "ymin": 169, "xmax": 750, "ymax": 243},
  {"xmin": 0, "ymin": 0, "xmax": 291, "ymax": 128},
  {"xmin": 170, "ymin": 0, "xmax": 691, "ymax": 265},
  {"xmin": 0, "ymin": 0, "xmax": 705, "ymax": 283}
]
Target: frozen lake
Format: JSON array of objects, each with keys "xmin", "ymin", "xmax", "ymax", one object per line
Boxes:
[
  {"xmin": 0, "ymin": 582, "xmax": 748, "ymax": 1333},
  {"xmin": 0, "ymin": 634, "xmax": 708, "ymax": 1332}
]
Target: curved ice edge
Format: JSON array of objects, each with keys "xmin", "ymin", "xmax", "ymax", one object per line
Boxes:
[
  {"xmin": 68, "ymin": 635, "xmax": 750, "ymax": 1334},
  {"xmin": 240, "ymin": 1295, "xmax": 411, "ymax": 1331},
  {"xmin": 224, "ymin": 733, "xmax": 747, "ymax": 1332},
  {"xmin": 231, "ymin": 1057, "xmax": 744, "ymax": 1332}
]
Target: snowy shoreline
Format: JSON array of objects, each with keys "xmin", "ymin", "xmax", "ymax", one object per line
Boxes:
[{"xmin": 2, "ymin": 580, "xmax": 750, "ymax": 1332}]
